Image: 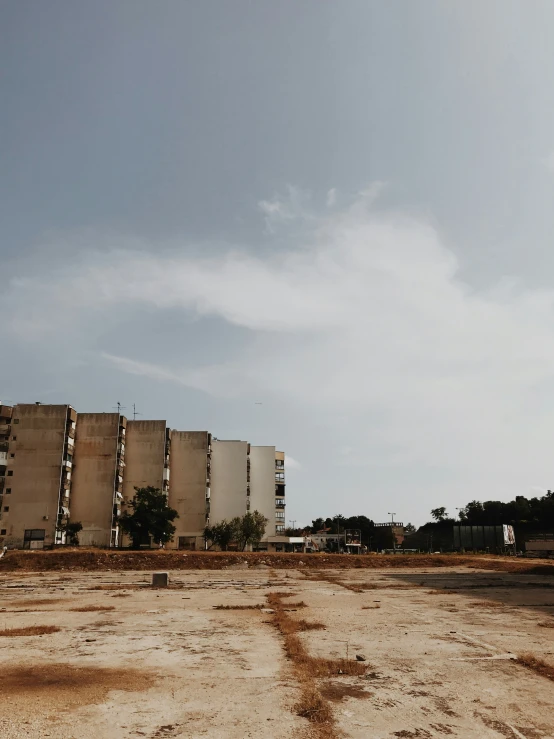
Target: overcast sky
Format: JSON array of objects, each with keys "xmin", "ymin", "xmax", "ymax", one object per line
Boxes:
[{"xmin": 3, "ymin": 1, "xmax": 554, "ymax": 527}]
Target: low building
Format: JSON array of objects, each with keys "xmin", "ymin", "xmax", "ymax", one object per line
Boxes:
[
  {"xmin": 0, "ymin": 404, "xmax": 76, "ymax": 549},
  {"xmin": 168, "ymin": 431, "xmax": 211, "ymax": 550},
  {"xmin": 70, "ymin": 413, "xmax": 126, "ymax": 547},
  {"xmin": 264, "ymin": 535, "xmax": 311, "ymax": 553}
]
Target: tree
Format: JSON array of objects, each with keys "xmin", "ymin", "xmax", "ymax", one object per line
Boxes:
[
  {"xmin": 431, "ymin": 507, "xmax": 448, "ymax": 522},
  {"xmin": 120, "ymin": 486, "xmax": 178, "ymax": 549},
  {"xmin": 404, "ymin": 522, "xmax": 416, "ymax": 534},
  {"xmin": 61, "ymin": 520, "xmax": 82, "ymax": 546},
  {"xmin": 235, "ymin": 511, "xmax": 268, "ymax": 551},
  {"xmin": 204, "ymin": 520, "xmax": 237, "ymax": 551}
]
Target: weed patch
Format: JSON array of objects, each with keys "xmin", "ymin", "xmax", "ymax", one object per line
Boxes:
[
  {"xmin": 517, "ymin": 653, "xmax": 554, "ymax": 682},
  {"xmin": 70, "ymin": 605, "xmax": 115, "ymax": 612},
  {"xmin": 0, "ymin": 625, "xmax": 60, "ymax": 637}
]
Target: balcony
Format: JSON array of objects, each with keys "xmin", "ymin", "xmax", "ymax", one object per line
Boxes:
[
  {"xmin": 0, "ymin": 424, "xmax": 11, "ymax": 436},
  {"xmin": 163, "ymin": 468, "xmax": 170, "ymax": 482},
  {"xmin": 275, "ymin": 501, "xmax": 286, "ymax": 509},
  {"xmin": 275, "ymin": 473, "xmax": 285, "ymax": 483}
]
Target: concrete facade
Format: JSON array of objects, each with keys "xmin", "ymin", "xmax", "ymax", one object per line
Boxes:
[
  {"xmin": 168, "ymin": 431, "xmax": 211, "ymax": 550},
  {"xmin": 275, "ymin": 450, "xmax": 286, "ymax": 534},
  {"xmin": 209, "ymin": 440, "xmax": 249, "ymax": 524},
  {"xmin": 249, "ymin": 446, "xmax": 277, "ymax": 539},
  {"xmin": 0, "ymin": 404, "xmax": 13, "ymax": 541},
  {"xmin": 123, "ymin": 420, "xmax": 170, "ymax": 501},
  {"xmin": 71, "ymin": 413, "xmax": 126, "ymax": 547},
  {"xmin": 0, "ymin": 404, "xmax": 76, "ymax": 549}
]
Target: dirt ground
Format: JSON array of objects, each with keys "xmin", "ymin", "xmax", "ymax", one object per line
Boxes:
[{"xmin": 1, "ymin": 563, "xmax": 554, "ymax": 738}]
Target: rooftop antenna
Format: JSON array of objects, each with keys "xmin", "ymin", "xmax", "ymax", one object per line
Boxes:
[
  {"xmin": 132, "ymin": 403, "xmax": 142, "ymax": 421},
  {"xmin": 113, "ymin": 402, "xmax": 126, "ymax": 416}
]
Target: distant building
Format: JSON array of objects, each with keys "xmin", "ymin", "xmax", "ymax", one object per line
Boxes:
[
  {"xmin": 375, "ymin": 522, "xmax": 405, "ymax": 546},
  {"xmin": 210, "ymin": 439, "xmax": 250, "ymax": 525},
  {"xmin": 168, "ymin": 431, "xmax": 211, "ymax": 550},
  {"xmin": 0, "ymin": 401, "xmax": 287, "ymax": 551},
  {"xmin": 0, "ymin": 404, "xmax": 76, "ymax": 549},
  {"xmin": 70, "ymin": 413, "xmax": 126, "ymax": 547}
]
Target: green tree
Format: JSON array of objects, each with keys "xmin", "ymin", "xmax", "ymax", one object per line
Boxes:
[
  {"xmin": 404, "ymin": 522, "xmax": 416, "ymax": 534},
  {"xmin": 120, "ymin": 486, "xmax": 178, "ymax": 549},
  {"xmin": 235, "ymin": 511, "xmax": 268, "ymax": 551},
  {"xmin": 430, "ymin": 507, "xmax": 448, "ymax": 522},
  {"xmin": 204, "ymin": 520, "xmax": 237, "ymax": 551},
  {"xmin": 61, "ymin": 520, "xmax": 83, "ymax": 546}
]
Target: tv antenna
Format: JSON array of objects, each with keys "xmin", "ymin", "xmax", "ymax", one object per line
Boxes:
[
  {"xmin": 113, "ymin": 402, "xmax": 126, "ymax": 416},
  {"xmin": 132, "ymin": 403, "xmax": 142, "ymax": 421}
]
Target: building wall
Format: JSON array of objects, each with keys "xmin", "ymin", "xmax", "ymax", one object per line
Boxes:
[
  {"xmin": 275, "ymin": 450, "xmax": 286, "ymax": 534},
  {"xmin": 168, "ymin": 431, "xmax": 210, "ymax": 549},
  {"xmin": 71, "ymin": 413, "xmax": 126, "ymax": 548},
  {"xmin": 209, "ymin": 440, "xmax": 249, "ymax": 524},
  {"xmin": 123, "ymin": 420, "xmax": 168, "ymax": 498},
  {"xmin": 0, "ymin": 404, "xmax": 76, "ymax": 549},
  {"xmin": 249, "ymin": 446, "xmax": 276, "ymax": 539}
]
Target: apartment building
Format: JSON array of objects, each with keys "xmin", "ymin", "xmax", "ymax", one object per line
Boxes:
[
  {"xmin": 70, "ymin": 413, "xmax": 126, "ymax": 547},
  {"xmin": 209, "ymin": 439, "xmax": 250, "ymax": 525},
  {"xmin": 0, "ymin": 400, "xmax": 288, "ymax": 550},
  {"xmin": 123, "ymin": 420, "xmax": 170, "ymax": 500},
  {"xmin": 168, "ymin": 431, "xmax": 211, "ymax": 550},
  {"xmin": 249, "ymin": 446, "xmax": 287, "ymax": 539},
  {"xmin": 0, "ymin": 404, "xmax": 76, "ymax": 549},
  {"xmin": 275, "ymin": 450, "xmax": 286, "ymax": 533},
  {"xmin": 0, "ymin": 404, "xmax": 13, "ymax": 540}
]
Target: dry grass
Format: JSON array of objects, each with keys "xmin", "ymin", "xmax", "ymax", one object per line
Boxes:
[
  {"xmin": 294, "ymin": 685, "xmax": 334, "ymax": 724},
  {"xmin": 70, "ymin": 605, "xmax": 116, "ymax": 612},
  {"xmin": 5, "ymin": 598, "xmax": 62, "ymax": 608},
  {"xmin": 468, "ymin": 601, "xmax": 506, "ymax": 608},
  {"xmin": 265, "ymin": 589, "xmax": 369, "ymax": 739},
  {"xmin": 0, "ymin": 625, "xmax": 60, "ymax": 637},
  {"xmin": 213, "ymin": 604, "xmax": 263, "ymax": 610},
  {"xmin": 517, "ymin": 653, "xmax": 554, "ymax": 682},
  {"xmin": 537, "ymin": 621, "xmax": 554, "ymax": 628},
  {"xmin": 296, "ymin": 619, "xmax": 326, "ymax": 631}
]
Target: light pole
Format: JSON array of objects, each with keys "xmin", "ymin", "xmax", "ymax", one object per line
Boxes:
[
  {"xmin": 388, "ymin": 513, "xmax": 396, "ymax": 550},
  {"xmin": 289, "ymin": 520, "xmax": 297, "ymax": 532}
]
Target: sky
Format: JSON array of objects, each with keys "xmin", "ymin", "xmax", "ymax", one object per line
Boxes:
[{"xmin": 3, "ymin": 1, "xmax": 554, "ymax": 527}]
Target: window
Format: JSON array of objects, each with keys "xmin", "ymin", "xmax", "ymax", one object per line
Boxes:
[
  {"xmin": 276, "ymin": 525, "xmax": 285, "ymax": 533},
  {"xmin": 3, "ymin": 507, "xmax": 9, "ymax": 512},
  {"xmin": 276, "ymin": 512, "xmax": 285, "ymax": 520},
  {"xmin": 11, "ymin": 436, "xmax": 16, "ymax": 441},
  {"xmin": 9, "ymin": 453, "xmax": 14, "ymax": 458},
  {"xmin": 5, "ymin": 489, "xmax": 11, "ymax": 494},
  {"xmin": 0, "ymin": 529, "xmax": 6, "ymax": 535},
  {"xmin": 13, "ymin": 419, "xmax": 19, "ymax": 424},
  {"xmin": 7, "ymin": 470, "xmax": 13, "ymax": 476},
  {"xmin": 23, "ymin": 529, "xmax": 45, "ymax": 550},
  {"xmin": 275, "ymin": 472, "xmax": 285, "ymax": 481}
]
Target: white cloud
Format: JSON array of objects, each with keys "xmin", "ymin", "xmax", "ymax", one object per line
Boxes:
[
  {"xmin": 326, "ymin": 188, "xmax": 337, "ymax": 207},
  {"xmin": 545, "ymin": 151, "xmax": 554, "ymax": 172},
  {"xmin": 5, "ymin": 186, "xmax": 554, "ymax": 518},
  {"xmin": 285, "ymin": 455, "xmax": 301, "ymax": 470}
]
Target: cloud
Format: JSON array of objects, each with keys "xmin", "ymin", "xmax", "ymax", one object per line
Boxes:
[
  {"xmin": 326, "ymin": 188, "xmax": 337, "ymax": 207},
  {"xmin": 545, "ymin": 151, "xmax": 554, "ymax": 172},
  {"xmin": 5, "ymin": 186, "xmax": 554, "ymax": 516},
  {"xmin": 285, "ymin": 455, "xmax": 301, "ymax": 470}
]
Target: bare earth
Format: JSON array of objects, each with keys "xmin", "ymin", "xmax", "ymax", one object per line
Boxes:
[{"xmin": 1, "ymin": 562, "xmax": 554, "ymax": 738}]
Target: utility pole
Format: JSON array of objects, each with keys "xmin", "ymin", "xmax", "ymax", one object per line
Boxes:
[{"xmin": 289, "ymin": 520, "xmax": 297, "ymax": 531}]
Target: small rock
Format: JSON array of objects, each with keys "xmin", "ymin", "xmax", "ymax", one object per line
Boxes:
[
  {"xmin": 85, "ymin": 638, "xmax": 96, "ymax": 642},
  {"xmin": 356, "ymin": 654, "xmax": 367, "ymax": 662}
]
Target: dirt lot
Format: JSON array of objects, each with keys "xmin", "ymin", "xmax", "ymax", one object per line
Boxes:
[{"xmin": 1, "ymin": 561, "xmax": 554, "ymax": 738}]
